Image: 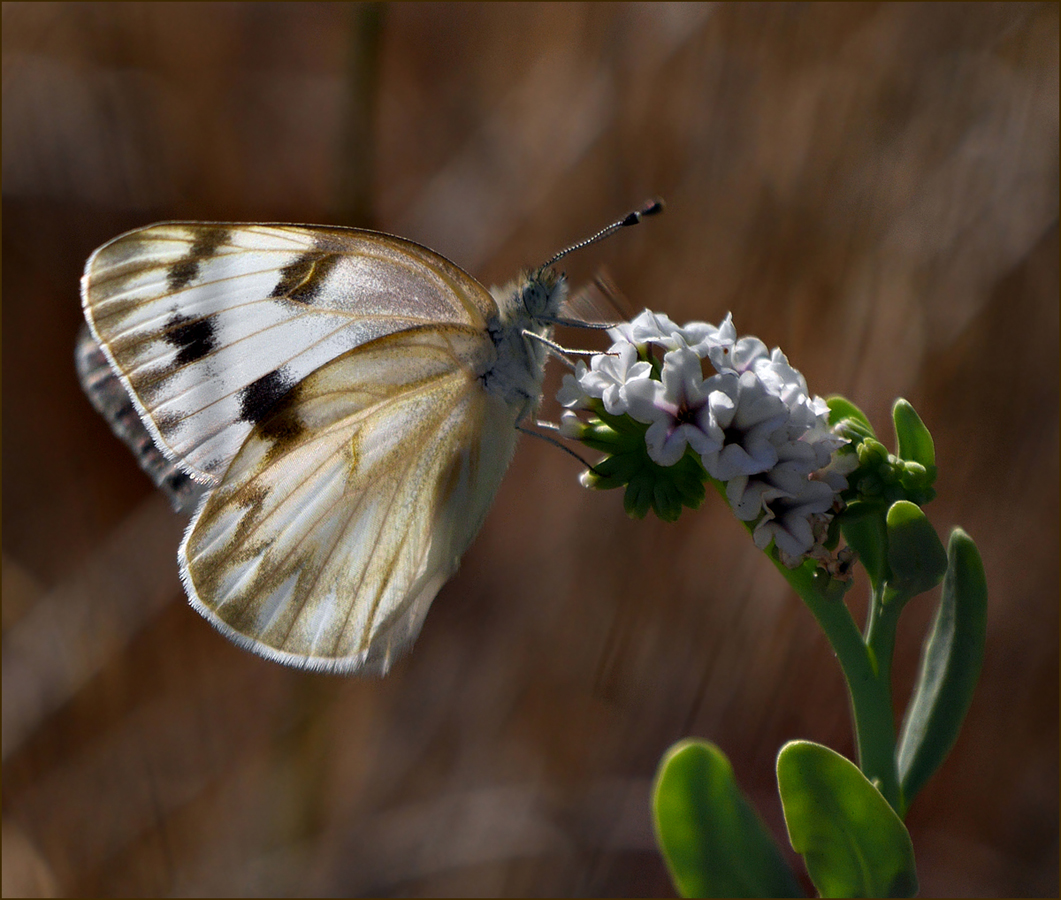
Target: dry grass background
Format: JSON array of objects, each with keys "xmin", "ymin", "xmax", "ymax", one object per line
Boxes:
[{"xmin": 2, "ymin": 2, "xmax": 1057, "ymax": 896}]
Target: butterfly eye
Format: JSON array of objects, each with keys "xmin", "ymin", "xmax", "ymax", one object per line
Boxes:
[
  {"xmin": 520, "ymin": 281, "xmax": 547, "ymax": 316},
  {"xmin": 519, "ymin": 267, "xmax": 568, "ymax": 318}
]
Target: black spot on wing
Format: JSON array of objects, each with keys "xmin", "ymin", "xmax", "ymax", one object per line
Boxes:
[
  {"xmin": 248, "ymin": 371, "xmax": 307, "ymax": 450},
  {"xmin": 167, "ymin": 228, "xmax": 232, "ymax": 292},
  {"xmin": 270, "ymin": 251, "xmax": 343, "ymax": 304},
  {"xmin": 165, "ymin": 313, "xmax": 217, "ymax": 366},
  {"xmin": 240, "ymin": 369, "xmax": 308, "ymax": 450},
  {"xmin": 259, "ymin": 392, "xmax": 307, "ymax": 449},
  {"xmin": 167, "ymin": 259, "xmax": 200, "ymax": 293},
  {"xmin": 240, "ymin": 368, "xmax": 296, "ymax": 425}
]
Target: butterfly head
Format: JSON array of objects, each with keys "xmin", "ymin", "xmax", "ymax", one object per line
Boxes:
[
  {"xmin": 516, "ymin": 198, "xmax": 663, "ymax": 324},
  {"xmin": 519, "ymin": 265, "xmax": 568, "ymax": 321}
]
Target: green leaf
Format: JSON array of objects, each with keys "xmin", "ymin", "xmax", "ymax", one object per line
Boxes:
[
  {"xmin": 885, "ymin": 501, "xmax": 948, "ymax": 601},
  {"xmin": 653, "ymin": 739, "xmax": 803, "ymax": 898},
  {"xmin": 839, "ymin": 501, "xmax": 888, "ymax": 590},
  {"xmin": 827, "ymin": 396, "xmax": 875, "ymax": 437},
  {"xmin": 892, "ymin": 400, "xmax": 934, "ymax": 468},
  {"xmin": 897, "ymin": 529, "xmax": 988, "ymax": 809},
  {"xmin": 777, "ymin": 741, "xmax": 918, "ymax": 898}
]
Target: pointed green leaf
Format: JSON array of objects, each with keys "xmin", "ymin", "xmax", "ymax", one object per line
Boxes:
[
  {"xmin": 885, "ymin": 501, "xmax": 948, "ymax": 600},
  {"xmin": 653, "ymin": 739, "xmax": 803, "ymax": 898},
  {"xmin": 892, "ymin": 400, "xmax": 934, "ymax": 468},
  {"xmin": 777, "ymin": 741, "xmax": 917, "ymax": 898},
  {"xmin": 897, "ymin": 529, "xmax": 988, "ymax": 809}
]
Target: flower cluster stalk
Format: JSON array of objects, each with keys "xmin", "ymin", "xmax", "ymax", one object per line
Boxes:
[{"xmin": 771, "ymin": 558, "xmax": 902, "ymax": 811}]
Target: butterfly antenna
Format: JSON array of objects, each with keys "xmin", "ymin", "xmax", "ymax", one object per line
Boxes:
[{"xmin": 540, "ymin": 198, "xmax": 664, "ymax": 271}]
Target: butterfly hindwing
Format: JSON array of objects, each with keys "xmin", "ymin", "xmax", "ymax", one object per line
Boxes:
[
  {"xmin": 81, "ymin": 223, "xmax": 500, "ymax": 483},
  {"xmin": 179, "ymin": 325, "xmax": 520, "ymax": 674}
]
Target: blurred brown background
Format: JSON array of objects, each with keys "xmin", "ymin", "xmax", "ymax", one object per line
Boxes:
[{"xmin": 3, "ymin": 3, "xmax": 1057, "ymax": 896}]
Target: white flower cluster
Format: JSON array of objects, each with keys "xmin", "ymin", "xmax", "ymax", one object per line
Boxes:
[{"xmin": 558, "ymin": 311, "xmax": 852, "ymax": 563}]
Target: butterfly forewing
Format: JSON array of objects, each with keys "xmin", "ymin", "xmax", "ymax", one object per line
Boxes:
[
  {"xmin": 75, "ymin": 324, "xmax": 206, "ymax": 513},
  {"xmin": 81, "ymin": 223, "xmax": 499, "ymax": 482},
  {"xmin": 179, "ymin": 326, "xmax": 520, "ymax": 674}
]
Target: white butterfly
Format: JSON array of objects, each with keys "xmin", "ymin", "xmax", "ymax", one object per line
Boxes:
[{"xmin": 80, "ymin": 204, "xmax": 659, "ymax": 675}]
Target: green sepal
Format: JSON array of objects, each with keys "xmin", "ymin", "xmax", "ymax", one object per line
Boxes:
[
  {"xmin": 892, "ymin": 400, "xmax": 934, "ymax": 468},
  {"xmin": 858, "ymin": 438, "xmax": 889, "ymax": 469},
  {"xmin": 581, "ymin": 411, "xmax": 646, "ymax": 454},
  {"xmin": 578, "ymin": 411, "xmax": 706, "ymax": 522},
  {"xmin": 622, "ymin": 451, "xmax": 707, "ymax": 522},
  {"xmin": 777, "ymin": 741, "xmax": 918, "ymax": 898},
  {"xmin": 884, "ymin": 501, "xmax": 948, "ymax": 602},
  {"xmin": 586, "ymin": 446, "xmax": 645, "ymax": 488},
  {"xmin": 653, "ymin": 739, "xmax": 804, "ymax": 898},
  {"xmin": 597, "ymin": 407, "xmax": 652, "ymax": 435},
  {"xmin": 897, "ymin": 529, "xmax": 988, "ymax": 811}
]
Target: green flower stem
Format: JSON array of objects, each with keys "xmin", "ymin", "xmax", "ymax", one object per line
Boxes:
[
  {"xmin": 770, "ymin": 557, "xmax": 902, "ymax": 814},
  {"xmin": 712, "ymin": 479, "xmax": 903, "ymax": 812},
  {"xmin": 865, "ymin": 583, "xmax": 903, "ymax": 685}
]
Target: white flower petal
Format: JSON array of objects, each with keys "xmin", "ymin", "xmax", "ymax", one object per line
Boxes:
[
  {"xmin": 730, "ymin": 336, "xmax": 769, "ymax": 373},
  {"xmin": 624, "ymin": 376, "xmax": 670, "ymax": 424},
  {"xmin": 679, "ymin": 321, "xmax": 720, "ymax": 357},
  {"xmin": 557, "ymin": 361, "xmax": 592, "ymax": 408},
  {"xmin": 607, "ymin": 309, "xmax": 683, "ymax": 348}
]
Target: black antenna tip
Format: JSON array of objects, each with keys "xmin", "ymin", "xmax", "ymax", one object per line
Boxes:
[{"xmin": 621, "ymin": 198, "xmax": 665, "ymax": 227}]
